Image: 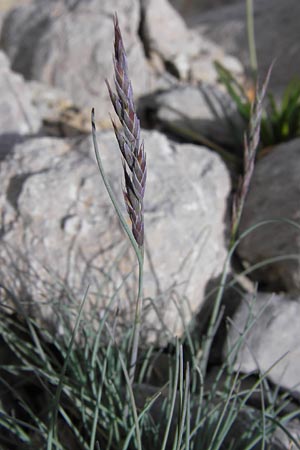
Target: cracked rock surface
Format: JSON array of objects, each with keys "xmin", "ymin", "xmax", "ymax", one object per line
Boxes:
[
  {"xmin": 1, "ymin": 0, "xmax": 152, "ymax": 123},
  {"xmin": 0, "ymin": 130, "xmax": 230, "ymax": 344}
]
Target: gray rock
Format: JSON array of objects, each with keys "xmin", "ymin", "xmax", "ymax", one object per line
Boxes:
[
  {"xmin": 0, "ymin": 0, "xmax": 33, "ymax": 35},
  {"xmin": 189, "ymin": 41, "xmax": 244, "ymax": 85},
  {"xmin": 0, "ymin": 51, "xmax": 41, "ymax": 135},
  {"xmin": 141, "ymin": 0, "xmax": 243, "ymax": 83},
  {"xmin": 225, "ymin": 292, "xmax": 300, "ymax": 394},
  {"xmin": 0, "ymin": 129, "xmax": 230, "ymax": 345},
  {"xmin": 0, "ymin": 50, "xmax": 41, "ymax": 159},
  {"xmin": 238, "ymin": 138, "xmax": 300, "ymax": 292},
  {"xmin": 193, "ymin": 0, "xmax": 300, "ymax": 97},
  {"xmin": 142, "ymin": 83, "xmax": 244, "ymax": 149},
  {"xmin": 272, "ymin": 418, "xmax": 300, "ymax": 450},
  {"xmin": 141, "ymin": 0, "xmax": 199, "ymax": 80},
  {"xmin": 0, "ymin": 0, "xmax": 152, "ymax": 122}
]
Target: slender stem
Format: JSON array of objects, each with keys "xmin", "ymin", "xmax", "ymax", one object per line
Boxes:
[
  {"xmin": 129, "ymin": 249, "xmax": 144, "ymax": 386},
  {"xmin": 246, "ymin": 0, "xmax": 258, "ymax": 77},
  {"xmin": 230, "ymin": 195, "xmax": 246, "ymax": 248},
  {"xmin": 200, "ymin": 246, "xmax": 232, "ymax": 377},
  {"xmin": 92, "ymin": 110, "xmax": 144, "ymax": 386}
]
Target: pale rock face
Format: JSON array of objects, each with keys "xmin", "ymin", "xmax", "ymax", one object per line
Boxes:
[
  {"xmin": 238, "ymin": 138, "xmax": 300, "ymax": 292},
  {"xmin": 0, "ymin": 50, "xmax": 41, "ymax": 159},
  {"xmin": 141, "ymin": 0, "xmax": 200, "ymax": 80},
  {"xmin": 0, "ymin": 0, "xmax": 151, "ymax": 124},
  {"xmin": 141, "ymin": 0, "xmax": 243, "ymax": 83},
  {"xmin": 226, "ymin": 292, "xmax": 300, "ymax": 394},
  {"xmin": 0, "ymin": 50, "xmax": 42, "ymax": 164},
  {"xmin": 0, "ymin": 130, "xmax": 230, "ymax": 345}
]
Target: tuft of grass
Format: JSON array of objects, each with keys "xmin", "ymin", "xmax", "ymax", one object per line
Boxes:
[{"xmin": 1, "ymin": 299, "xmax": 300, "ymax": 450}]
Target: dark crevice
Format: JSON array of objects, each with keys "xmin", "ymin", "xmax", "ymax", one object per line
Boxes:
[
  {"xmin": 138, "ymin": 1, "xmax": 151, "ymax": 58},
  {"xmin": 6, "ymin": 174, "xmax": 33, "ymax": 212},
  {"xmin": 6, "ymin": 169, "xmax": 49, "ymax": 213},
  {"xmin": 1, "ymin": 7, "xmax": 52, "ymax": 80},
  {"xmin": 60, "ymin": 214, "xmax": 76, "ymax": 231}
]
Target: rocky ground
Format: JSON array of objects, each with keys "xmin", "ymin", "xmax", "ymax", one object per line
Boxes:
[{"xmin": 0, "ymin": 0, "xmax": 300, "ymax": 447}]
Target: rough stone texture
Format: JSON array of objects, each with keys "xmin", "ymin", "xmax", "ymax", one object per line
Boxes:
[
  {"xmin": 0, "ymin": 50, "xmax": 41, "ymax": 134},
  {"xmin": 0, "ymin": 0, "xmax": 151, "ymax": 123},
  {"xmin": 0, "ymin": 50, "xmax": 41, "ymax": 160},
  {"xmin": 0, "ymin": 130, "xmax": 230, "ymax": 344},
  {"xmin": 141, "ymin": 83, "xmax": 244, "ymax": 148},
  {"xmin": 225, "ymin": 292, "xmax": 300, "ymax": 395},
  {"xmin": 189, "ymin": 42, "xmax": 243, "ymax": 85},
  {"xmin": 238, "ymin": 138, "xmax": 300, "ymax": 292},
  {"xmin": 192, "ymin": 0, "xmax": 300, "ymax": 97},
  {"xmin": 141, "ymin": 0, "xmax": 199, "ymax": 80},
  {"xmin": 141, "ymin": 0, "xmax": 243, "ymax": 83}
]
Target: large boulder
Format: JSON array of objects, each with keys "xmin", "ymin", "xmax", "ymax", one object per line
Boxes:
[
  {"xmin": 225, "ymin": 292, "xmax": 300, "ymax": 395},
  {"xmin": 0, "ymin": 129, "xmax": 230, "ymax": 345},
  {"xmin": 192, "ymin": 0, "xmax": 300, "ymax": 97},
  {"xmin": 238, "ymin": 138, "xmax": 300, "ymax": 292},
  {"xmin": 0, "ymin": 0, "xmax": 151, "ymax": 123}
]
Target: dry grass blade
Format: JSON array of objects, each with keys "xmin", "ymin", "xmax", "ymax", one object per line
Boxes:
[{"xmin": 106, "ymin": 14, "xmax": 146, "ymax": 248}]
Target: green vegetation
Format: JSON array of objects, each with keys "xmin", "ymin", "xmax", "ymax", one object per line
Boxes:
[
  {"xmin": 215, "ymin": 61, "xmax": 300, "ymax": 150},
  {"xmin": 1, "ymin": 294, "xmax": 300, "ymax": 449}
]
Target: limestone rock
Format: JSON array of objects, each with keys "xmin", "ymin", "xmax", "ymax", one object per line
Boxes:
[
  {"xmin": 225, "ymin": 292, "xmax": 300, "ymax": 395},
  {"xmin": 238, "ymin": 138, "xmax": 300, "ymax": 292},
  {"xmin": 0, "ymin": 130, "xmax": 230, "ymax": 345},
  {"xmin": 141, "ymin": 0, "xmax": 243, "ymax": 83},
  {"xmin": 0, "ymin": 0, "xmax": 151, "ymax": 122},
  {"xmin": 141, "ymin": 0, "xmax": 199, "ymax": 80}
]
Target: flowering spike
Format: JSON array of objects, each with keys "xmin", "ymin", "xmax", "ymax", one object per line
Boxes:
[{"xmin": 107, "ymin": 13, "xmax": 146, "ymax": 248}]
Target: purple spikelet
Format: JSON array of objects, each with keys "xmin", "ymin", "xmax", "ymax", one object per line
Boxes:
[{"xmin": 106, "ymin": 14, "xmax": 146, "ymax": 248}]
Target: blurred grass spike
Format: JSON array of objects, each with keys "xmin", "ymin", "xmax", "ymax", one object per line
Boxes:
[
  {"xmin": 215, "ymin": 61, "xmax": 300, "ymax": 149},
  {"xmin": 231, "ymin": 63, "xmax": 273, "ymax": 246}
]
